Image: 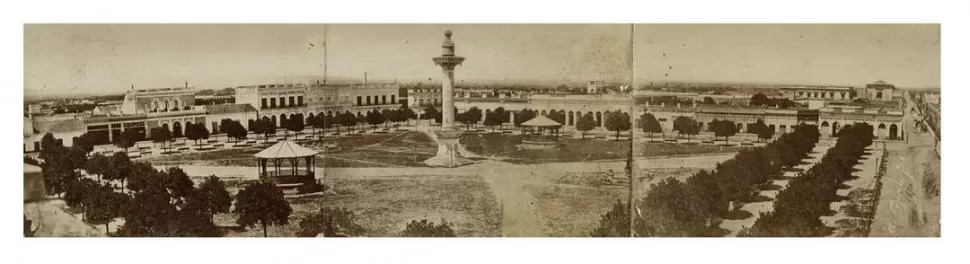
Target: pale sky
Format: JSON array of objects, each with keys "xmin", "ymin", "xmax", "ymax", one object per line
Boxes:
[
  {"xmin": 634, "ymin": 24, "xmax": 940, "ymax": 88},
  {"xmin": 24, "ymin": 24, "xmax": 632, "ymax": 96},
  {"xmin": 24, "ymin": 24, "xmax": 939, "ymax": 97}
]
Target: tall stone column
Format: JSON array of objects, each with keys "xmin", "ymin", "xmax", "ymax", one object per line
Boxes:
[
  {"xmin": 441, "ymin": 68, "xmax": 456, "ymax": 129},
  {"xmin": 424, "ymin": 30, "xmax": 474, "ymax": 167}
]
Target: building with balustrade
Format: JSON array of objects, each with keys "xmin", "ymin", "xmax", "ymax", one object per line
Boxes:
[{"xmin": 234, "ymin": 81, "xmax": 400, "ymax": 129}]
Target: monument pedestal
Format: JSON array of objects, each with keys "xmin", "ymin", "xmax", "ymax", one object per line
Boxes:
[{"xmin": 423, "ymin": 128, "xmax": 474, "ymax": 167}]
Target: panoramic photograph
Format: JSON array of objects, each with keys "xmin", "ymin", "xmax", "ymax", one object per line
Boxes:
[{"xmin": 22, "ymin": 24, "xmax": 940, "ymax": 237}]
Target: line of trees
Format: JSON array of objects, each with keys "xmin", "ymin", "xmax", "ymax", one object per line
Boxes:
[
  {"xmin": 750, "ymin": 93, "xmax": 797, "ymax": 108},
  {"xmin": 639, "ymin": 113, "xmax": 777, "ymax": 142},
  {"xmin": 741, "ymin": 123, "xmax": 874, "ymax": 237},
  {"xmin": 591, "ymin": 125, "xmax": 820, "ymax": 237}
]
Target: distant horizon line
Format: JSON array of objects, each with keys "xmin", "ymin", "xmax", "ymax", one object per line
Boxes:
[{"xmin": 24, "ymin": 75, "xmax": 941, "ymax": 99}]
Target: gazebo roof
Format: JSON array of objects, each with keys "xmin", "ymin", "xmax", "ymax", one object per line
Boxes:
[
  {"xmin": 254, "ymin": 140, "xmax": 319, "ymax": 159},
  {"xmin": 520, "ymin": 115, "xmax": 562, "ymax": 127}
]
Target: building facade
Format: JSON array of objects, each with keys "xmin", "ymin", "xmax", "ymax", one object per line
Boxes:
[{"xmin": 636, "ymin": 102, "xmax": 904, "ymax": 140}]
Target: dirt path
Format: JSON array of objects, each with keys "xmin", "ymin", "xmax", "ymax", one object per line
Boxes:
[
  {"xmin": 869, "ymin": 95, "xmax": 941, "ymax": 237},
  {"xmin": 24, "ymin": 200, "xmax": 103, "ymax": 237}
]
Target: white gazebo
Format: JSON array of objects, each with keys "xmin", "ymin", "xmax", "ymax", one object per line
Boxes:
[
  {"xmin": 520, "ymin": 115, "xmax": 563, "ymax": 136},
  {"xmin": 254, "ymin": 140, "xmax": 319, "ymax": 185}
]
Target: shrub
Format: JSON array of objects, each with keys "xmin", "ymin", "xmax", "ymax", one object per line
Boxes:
[
  {"xmin": 401, "ymin": 219, "xmax": 457, "ymax": 237},
  {"xmin": 297, "ymin": 207, "xmax": 365, "ymax": 237},
  {"xmin": 297, "ymin": 181, "xmax": 328, "ymax": 194}
]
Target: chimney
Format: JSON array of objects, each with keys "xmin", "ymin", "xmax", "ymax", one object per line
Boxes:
[{"xmin": 364, "ymin": 72, "xmax": 368, "ymax": 85}]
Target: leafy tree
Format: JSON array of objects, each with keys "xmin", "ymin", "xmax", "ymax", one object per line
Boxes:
[
  {"xmin": 234, "ymin": 181, "xmax": 293, "ymax": 237},
  {"xmin": 750, "ymin": 93, "xmax": 770, "ymax": 106},
  {"xmin": 356, "ymin": 113, "xmax": 367, "ymax": 130},
  {"xmin": 493, "ymin": 107, "xmax": 508, "ymax": 128},
  {"xmin": 710, "ymin": 119, "xmax": 739, "ymax": 142},
  {"xmin": 257, "ymin": 117, "xmax": 276, "ymax": 141},
  {"xmin": 514, "ymin": 109, "xmax": 537, "ymax": 132},
  {"xmin": 164, "ymin": 167, "xmax": 196, "ymax": 206},
  {"xmin": 85, "ymin": 153, "xmax": 112, "ymax": 183},
  {"xmin": 340, "ymin": 112, "xmax": 357, "ymax": 133},
  {"xmin": 75, "ymin": 132, "xmax": 97, "ymax": 153},
  {"xmin": 400, "ymin": 107, "xmax": 417, "ymax": 125},
  {"xmin": 64, "ymin": 178, "xmax": 99, "ymax": 220},
  {"xmin": 287, "ymin": 114, "xmax": 306, "ymax": 136},
  {"xmin": 108, "ymin": 152, "xmax": 133, "ymax": 192},
  {"xmin": 703, "ymin": 96, "xmax": 716, "ymax": 105},
  {"xmin": 753, "ymin": 120, "xmax": 775, "ymax": 141},
  {"xmin": 366, "ymin": 110, "xmax": 384, "ymax": 131},
  {"xmin": 604, "ymin": 110, "xmax": 631, "ymax": 140},
  {"xmin": 186, "ymin": 175, "xmax": 232, "ymax": 223},
  {"xmin": 639, "ymin": 113, "xmax": 663, "ymax": 139},
  {"xmin": 401, "ymin": 219, "xmax": 457, "ymax": 237},
  {"xmin": 483, "ymin": 112, "xmax": 503, "ymax": 132},
  {"xmin": 422, "ymin": 106, "xmax": 440, "ymax": 123},
  {"xmin": 185, "ymin": 123, "xmax": 210, "ymax": 145},
  {"xmin": 637, "ymin": 178, "xmax": 710, "ymax": 237},
  {"xmin": 305, "ymin": 115, "xmax": 319, "ymax": 135},
  {"xmin": 460, "ymin": 107, "xmax": 483, "ymax": 130},
  {"xmin": 590, "ymin": 200, "xmax": 631, "ymax": 237},
  {"xmin": 116, "ymin": 129, "xmax": 141, "ymax": 152},
  {"xmin": 223, "ymin": 120, "xmax": 248, "ymax": 142},
  {"xmin": 575, "ymin": 113, "xmax": 597, "ymax": 139},
  {"xmin": 296, "ymin": 207, "xmax": 366, "ymax": 237},
  {"xmin": 39, "ymin": 133, "xmax": 63, "ymax": 161},
  {"xmin": 381, "ymin": 109, "xmax": 396, "ymax": 128},
  {"xmin": 150, "ymin": 127, "xmax": 172, "ymax": 150},
  {"xmin": 85, "ymin": 182, "xmax": 130, "ymax": 234},
  {"xmin": 672, "ymin": 116, "xmax": 700, "ymax": 142}
]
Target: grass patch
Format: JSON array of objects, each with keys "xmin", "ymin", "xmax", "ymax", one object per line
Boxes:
[
  {"xmin": 528, "ymin": 184, "xmax": 627, "ymax": 237},
  {"xmin": 723, "ymin": 209, "xmax": 754, "ymax": 220},
  {"xmin": 637, "ymin": 143, "xmax": 740, "ymax": 157},
  {"xmin": 217, "ymin": 174, "xmax": 501, "ymax": 237},
  {"xmin": 143, "ymin": 131, "xmax": 438, "ymax": 168},
  {"xmin": 460, "ymin": 133, "xmax": 629, "ymax": 164}
]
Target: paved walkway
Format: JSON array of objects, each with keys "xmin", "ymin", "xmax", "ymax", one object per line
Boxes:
[{"xmin": 718, "ymin": 143, "xmax": 833, "ymax": 236}]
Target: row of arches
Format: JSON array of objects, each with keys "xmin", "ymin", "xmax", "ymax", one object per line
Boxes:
[
  {"xmin": 150, "ymin": 98, "xmax": 187, "ymax": 112},
  {"xmin": 156, "ymin": 120, "xmax": 191, "ymax": 138},
  {"xmin": 820, "ymin": 121, "xmax": 899, "ymax": 139},
  {"xmin": 474, "ymin": 107, "xmax": 624, "ymax": 128}
]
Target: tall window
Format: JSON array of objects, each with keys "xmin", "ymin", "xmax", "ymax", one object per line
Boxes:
[
  {"xmin": 391, "ymin": 95, "xmax": 396, "ymax": 104},
  {"xmin": 261, "ymin": 98, "xmax": 267, "ymax": 109},
  {"xmin": 270, "ymin": 98, "xmax": 277, "ymax": 108},
  {"xmin": 289, "ymin": 96, "xmax": 295, "ymax": 106},
  {"xmin": 297, "ymin": 96, "xmax": 304, "ymax": 106},
  {"xmin": 366, "ymin": 96, "xmax": 371, "ymax": 105},
  {"xmin": 357, "ymin": 96, "xmax": 362, "ymax": 106}
]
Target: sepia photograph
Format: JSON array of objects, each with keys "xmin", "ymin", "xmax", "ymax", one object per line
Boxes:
[{"xmin": 22, "ymin": 23, "xmax": 940, "ymax": 238}]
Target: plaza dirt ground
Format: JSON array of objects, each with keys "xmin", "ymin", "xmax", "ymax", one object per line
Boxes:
[
  {"xmin": 131, "ymin": 128, "xmax": 742, "ymax": 237},
  {"xmin": 213, "ymin": 174, "xmax": 501, "ymax": 237}
]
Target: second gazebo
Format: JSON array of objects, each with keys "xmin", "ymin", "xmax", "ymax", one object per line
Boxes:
[{"xmin": 253, "ymin": 140, "xmax": 319, "ymax": 187}]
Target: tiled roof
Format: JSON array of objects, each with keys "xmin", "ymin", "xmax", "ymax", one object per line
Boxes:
[
  {"xmin": 520, "ymin": 115, "xmax": 562, "ymax": 127},
  {"xmin": 254, "ymin": 140, "xmax": 319, "ymax": 159},
  {"xmin": 32, "ymin": 118, "xmax": 84, "ymax": 134},
  {"xmin": 205, "ymin": 104, "xmax": 257, "ymax": 115}
]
